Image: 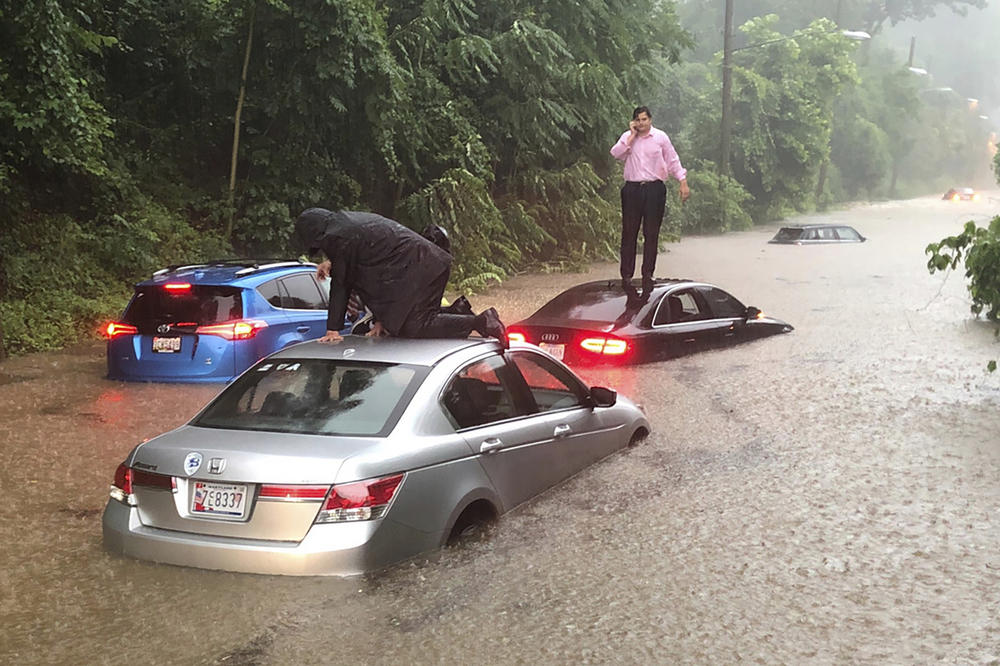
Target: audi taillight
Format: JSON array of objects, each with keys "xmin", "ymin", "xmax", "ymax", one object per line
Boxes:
[
  {"xmin": 105, "ymin": 322, "xmax": 138, "ymax": 338},
  {"xmin": 507, "ymin": 330, "xmax": 526, "ymax": 344},
  {"xmin": 109, "ymin": 464, "xmax": 174, "ymax": 505},
  {"xmin": 196, "ymin": 319, "xmax": 268, "ymax": 340},
  {"xmin": 579, "ymin": 336, "xmax": 628, "ymax": 356},
  {"xmin": 315, "ymin": 473, "xmax": 404, "ymax": 523}
]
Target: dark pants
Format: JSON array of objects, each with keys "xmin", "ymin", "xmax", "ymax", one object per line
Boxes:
[
  {"xmin": 620, "ymin": 180, "xmax": 667, "ymax": 283},
  {"xmin": 397, "ymin": 269, "xmax": 477, "ymax": 338}
]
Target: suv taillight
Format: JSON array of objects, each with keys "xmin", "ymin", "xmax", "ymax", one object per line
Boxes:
[
  {"xmin": 315, "ymin": 473, "xmax": 404, "ymax": 523},
  {"xmin": 105, "ymin": 322, "xmax": 138, "ymax": 338},
  {"xmin": 195, "ymin": 319, "xmax": 268, "ymax": 340}
]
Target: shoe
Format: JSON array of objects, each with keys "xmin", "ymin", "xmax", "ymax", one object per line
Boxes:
[
  {"xmin": 480, "ymin": 307, "xmax": 508, "ymax": 349},
  {"xmin": 620, "ymin": 278, "xmax": 633, "ymax": 291},
  {"xmin": 641, "ymin": 277, "xmax": 654, "ymax": 293},
  {"xmin": 449, "ymin": 295, "xmax": 474, "ymax": 316}
]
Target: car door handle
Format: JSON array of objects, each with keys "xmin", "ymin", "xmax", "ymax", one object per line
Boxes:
[
  {"xmin": 480, "ymin": 438, "xmax": 505, "ymax": 454},
  {"xmin": 553, "ymin": 424, "xmax": 572, "ymax": 439},
  {"xmin": 296, "ymin": 326, "xmax": 310, "ymax": 333},
  {"xmin": 684, "ymin": 337, "xmax": 696, "ymax": 343}
]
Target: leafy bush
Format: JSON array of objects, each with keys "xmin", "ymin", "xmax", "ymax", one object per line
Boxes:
[
  {"xmin": 673, "ymin": 164, "xmax": 752, "ymax": 234},
  {"xmin": 926, "ymin": 217, "xmax": 1000, "ymax": 371}
]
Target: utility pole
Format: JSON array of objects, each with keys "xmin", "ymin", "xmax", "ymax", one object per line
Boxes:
[{"xmin": 719, "ymin": 0, "xmax": 734, "ymax": 181}]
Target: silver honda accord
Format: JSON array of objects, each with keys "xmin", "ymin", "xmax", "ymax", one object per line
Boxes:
[{"xmin": 102, "ymin": 336, "xmax": 649, "ymax": 576}]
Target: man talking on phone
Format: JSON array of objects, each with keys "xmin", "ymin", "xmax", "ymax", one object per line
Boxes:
[{"xmin": 610, "ymin": 105, "xmax": 690, "ymax": 294}]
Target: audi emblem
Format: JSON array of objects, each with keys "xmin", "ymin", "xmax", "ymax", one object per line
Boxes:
[
  {"xmin": 540, "ymin": 333, "xmax": 560, "ymax": 342},
  {"xmin": 157, "ymin": 324, "xmax": 171, "ymax": 334}
]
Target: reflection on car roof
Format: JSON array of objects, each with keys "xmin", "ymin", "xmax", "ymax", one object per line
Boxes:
[{"xmin": 268, "ymin": 335, "xmax": 502, "ymax": 367}]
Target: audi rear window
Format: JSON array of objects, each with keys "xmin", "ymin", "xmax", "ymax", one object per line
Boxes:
[
  {"xmin": 531, "ymin": 289, "xmax": 638, "ymax": 321},
  {"xmin": 123, "ymin": 285, "xmax": 243, "ymax": 328},
  {"xmin": 192, "ymin": 359, "xmax": 428, "ymax": 437}
]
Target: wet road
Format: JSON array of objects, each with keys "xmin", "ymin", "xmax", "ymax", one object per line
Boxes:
[{"xmin": 2, "ymin": 195, "xmax": 999, "ymax": 664}]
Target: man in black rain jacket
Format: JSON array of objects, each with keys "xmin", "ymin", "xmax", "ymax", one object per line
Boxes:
[{"xmin": 294, "ymin": 208, "xmax": 507, "ymax": 346}]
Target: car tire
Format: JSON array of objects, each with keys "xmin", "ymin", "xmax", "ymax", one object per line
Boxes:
[
  {"xmin": 628, "ymin": 428, "xmax": 649, "ymax": 447},
  {"xmin": 446, "ymin": 500, "xmax": 498, "ymax": 546}
]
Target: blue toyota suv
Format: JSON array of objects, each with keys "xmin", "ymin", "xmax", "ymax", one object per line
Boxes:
[{"xmin": 106, "ymin": 260, "xmax": 346, "ymax": 382}]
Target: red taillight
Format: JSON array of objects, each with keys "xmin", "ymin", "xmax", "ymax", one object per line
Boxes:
[
  {"xmin": 951, "ymin": 194, "xmax": 960, "ymax": 201},
  {"xmin": 315, "ymin": 473, "xmax": 404, "ymax": 523},
  {"xmin": 259, "ymin": 485, "xmax": 330, "ymax": 500},
  {"xmin": 163, "ymin": 283, "xmax": 192, "ymax": 292},
  {"xmin": 195, "ymin": 319, "xmax": 268, "ymax": 340},
  {"xmin": 105, "ymin": 322, "xmax": 138, "ymax": 338},
  {"xmin": 110, "ymin": 464, "xmax": 173, "ymax": 505},
  {"xmin": 507, "ymin": 330, "xmax": 526, "ymax": 344},
  {"xmin": 579, "ymin": 336, "xmax": 628, "ymax": 356}
]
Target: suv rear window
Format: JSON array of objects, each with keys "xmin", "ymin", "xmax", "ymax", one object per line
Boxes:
[
  {"xmin": 192, "ymin": 359, "xmax": 427, "ymax": 437},
  {"xmin": 123, "ymin": 285, "xmax": 243, "ymax": 330},
  {"xmin": 773, "ymin": 228, "xmax": 803, "ymax": 241}
]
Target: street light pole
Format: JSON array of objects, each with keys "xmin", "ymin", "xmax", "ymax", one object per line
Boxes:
[{"xmin": 719, "ymin": 0, "xmax": 734, "ymax": 182}]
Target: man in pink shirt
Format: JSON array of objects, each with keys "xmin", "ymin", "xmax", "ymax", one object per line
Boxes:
[{"xmin": 610, "ymin": 106, "xmax": 690, "ymax": 293}]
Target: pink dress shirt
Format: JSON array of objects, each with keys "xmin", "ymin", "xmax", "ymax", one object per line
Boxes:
[{"xmin": 610, "ymin": 127, "xmax": 687, "ymax": 183}]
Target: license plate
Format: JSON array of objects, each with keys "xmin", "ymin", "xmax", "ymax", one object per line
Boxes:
[
  {"xmin": 539, "ymin": 342, "xmax": 565, "ymax": 360},
  {"xmin": 152, "ymin": 336, "xmax": 181, "ymax": 353},
  {"xmin": 191, "ymin": 481, "xmax": 248, "ymax": 518}
]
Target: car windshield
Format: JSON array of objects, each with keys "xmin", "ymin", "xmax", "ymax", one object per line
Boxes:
[
  {"xmin": 773, "ymin": 228, "xmax": 803, "ymax": 241},
  {"xmin": 531, "ymin": 288, "xmax": 640, "ymax": 321},
  {"xmin": 192, "ymin": 359, "xmax": 426, "ymax": 436},
  {"xmin": 123, "ymin": 285, "xmax": 243, "ymax": 328}
]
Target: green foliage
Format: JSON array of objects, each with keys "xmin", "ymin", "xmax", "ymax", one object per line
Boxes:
[
  {"xmin": 926, "ymin": 217, "xmax": 1000, "ymax": 371},
  {"xmin": 674, "ymin": 163, "xmax": 753, "ymax": 234}
]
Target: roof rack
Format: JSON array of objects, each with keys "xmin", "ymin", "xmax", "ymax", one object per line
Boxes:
[{"xmin": 152, "ymin": 258, "xmax": 312, "ymax": 278}]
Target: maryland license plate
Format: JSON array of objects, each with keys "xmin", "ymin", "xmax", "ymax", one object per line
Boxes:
[
  {"xmin": 152, "ymin": 336, "xmax": 181, "ymax": 353},
  {"xmin": 539, "ymin": 342, "xmax": 565, "ymax": 360},
  {"xmin": 191, "ymin": 481, "xmax": 248, "ymax": 518}
]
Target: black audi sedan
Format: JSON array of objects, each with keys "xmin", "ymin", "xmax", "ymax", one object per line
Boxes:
[{"xmin": 507, "ymin": 279, "xmax": 793, "ymax": 365}]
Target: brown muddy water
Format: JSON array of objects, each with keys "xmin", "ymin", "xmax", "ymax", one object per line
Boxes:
[{"xmin": 2, "ymin": 195, "xmax": 999, "ymax": 664}]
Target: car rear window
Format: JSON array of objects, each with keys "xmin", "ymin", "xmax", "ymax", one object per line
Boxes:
[
  {"xmin": 531, "ymin": 289, "xmax": 637, "ymax": 321},
  {"xmin": 192, "ymin": 359, "xmax": 427, "ymax": 437},
  {"xmin": 773, "ymin": 228, "xmax": 803, "ymax": 241},
  {"xmin": 123, "ymin": 285, "xmax": 243, "ymax": 329}
]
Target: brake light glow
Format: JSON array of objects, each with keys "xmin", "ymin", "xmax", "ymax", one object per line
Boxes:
[
  {"xmin": 756, "ymin": 311, "xmax": 765, "ymax": 319},
  {"xmin": 195, "ymin": 319, "xmax": 268, "ymax": 340},
  {"xmin": 105, "ymin": 322, "xmax": 138, "ymax": 338},
  {"xmin": 579, "ymin": 336, "xmax": 628, "ymax": 355},
  {"xmin": 507, "ymin": 331, "xmax": 526, "ymax": 344},
  {"xmin": 951, "ymin": 194, "xmax": 960, "ymax": 201},
  {"xmin": 973, "ymin": 193, "xmax": 982, "ymax": 201},
  {"xmin": 315, "ymin": 473, "xmax": 404, "ymax": 523},
  {"xmin": 163, "ymin": 283, "xmax": 192, "ymax": 291}
]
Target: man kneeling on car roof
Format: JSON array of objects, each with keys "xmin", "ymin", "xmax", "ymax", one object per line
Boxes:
[{"xmin": 294, "ymin": 208, "xmax": 507, "ymax": 347}]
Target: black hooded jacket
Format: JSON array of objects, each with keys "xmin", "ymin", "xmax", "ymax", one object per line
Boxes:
[{"xmin": 295, "ymin": 208, "xmax": 452, "ymax": 335}]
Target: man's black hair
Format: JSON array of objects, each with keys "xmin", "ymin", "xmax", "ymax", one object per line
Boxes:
[{"xmin": 632, "ymin": 106, "xmax": 652, "ymax": 120}]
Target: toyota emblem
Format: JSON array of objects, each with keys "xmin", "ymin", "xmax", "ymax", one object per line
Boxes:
[{"xmin": 157, "ymin": 324, "xmax": 171, "ymax": 334}]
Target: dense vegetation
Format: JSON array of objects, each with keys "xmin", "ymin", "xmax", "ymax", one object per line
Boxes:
[{"xmin": 0, "ymin": 0, "xmax": 991, "ymax": 356}]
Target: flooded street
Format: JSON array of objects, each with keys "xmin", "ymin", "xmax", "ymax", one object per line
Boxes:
[{"xmin": 2, "ymin": 195, "xmax": 999, "ymax": 663}]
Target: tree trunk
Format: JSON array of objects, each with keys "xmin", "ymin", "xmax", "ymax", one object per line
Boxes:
[{"xmin": 226, "ymin": 1, "xmax": 256, "ymax": 239}]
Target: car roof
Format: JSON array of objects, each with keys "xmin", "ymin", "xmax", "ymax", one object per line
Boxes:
[
  {"xmin": 265, "ymin": 335, "xmax": 508, "ymax": 368},
  {"xmin": 777, "ymin": 223, "xmax": 855, "ymax": 230},
  {"xmin": 137, "ymin": 259, "xmax": 317, "ymax": 288}
]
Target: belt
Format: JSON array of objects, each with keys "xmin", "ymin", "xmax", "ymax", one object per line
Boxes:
[{"xmin": 625, "ymin": 180, "xmax": 662, "ymax": 185}]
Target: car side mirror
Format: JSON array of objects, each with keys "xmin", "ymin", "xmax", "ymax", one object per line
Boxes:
[
  {"xmin": 588, "ymin": 386, "xmax": 617, "ymax": 408},
  {"xmin": 745, "ymin": 305, "xmax": 761, "ymax": 321}
]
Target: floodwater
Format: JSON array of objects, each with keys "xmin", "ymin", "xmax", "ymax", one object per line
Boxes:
[{"xmin": 2, "ymin": 195, "xmax": 999, "ymax": 664}]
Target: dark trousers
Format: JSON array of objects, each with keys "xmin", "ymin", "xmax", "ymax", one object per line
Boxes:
[
  {"xmin": 620, "ymin": 180, "xmax": 667, "ymax": 283},
  {"xmin": 398, "ymin": 269, "xmax": 477, "ymax": 338}
]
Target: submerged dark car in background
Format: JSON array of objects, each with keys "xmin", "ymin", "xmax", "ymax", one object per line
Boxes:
[
  {"xmin": 507, "ymin": 279, "xmax": 793, "ymax": 365},
  {"xmin": 942, "ymin": 187, "xmax": 980, "ymax": 202},
  {"xmin": 102, "ymin": 336, "xmax": 649, "ymax": 575},
  {"xmin": 768, "ymin": 224, "xmax": 866, "ymax": 245}
]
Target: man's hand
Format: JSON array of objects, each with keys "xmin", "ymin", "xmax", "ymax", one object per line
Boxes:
[
  {"xmin": 365, "ymin": 321, "xmax": 387, "ymax": 338},
  {"xmin": 316, "ymin": 260, "xmax": 331, "ymax": 280},
  {"xmin": 679, "ymin": 179, "xmax": 690, "ymax": 202},
  {"xmin": 318, "ymin": 329, "xmax": 343, "ymax": 344}
]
